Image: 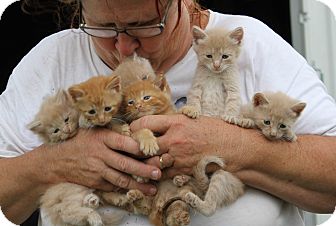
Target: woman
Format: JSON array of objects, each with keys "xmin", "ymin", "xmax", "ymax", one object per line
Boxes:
[{"xmin": 0, "ymin": 0, "xmax": 335, "ymax": 225}]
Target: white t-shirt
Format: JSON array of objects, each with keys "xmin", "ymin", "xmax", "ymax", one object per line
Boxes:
[{"xmin": 1, "ymin": 11, "xmax": 336, "ymax": 226}]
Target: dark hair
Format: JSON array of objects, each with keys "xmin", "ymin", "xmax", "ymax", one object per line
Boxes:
[{"xmin": 21, "ymin": 0, "xmax": 205, "ymax": 30}]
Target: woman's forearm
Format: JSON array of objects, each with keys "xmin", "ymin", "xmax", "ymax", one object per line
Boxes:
[
  {"xmin": 0, "ymin": 146, "xmax": 54, "ymax": 224},
  {"xmin": 235, "ymin": 130, "xmax": 336, "ymax": 213}
]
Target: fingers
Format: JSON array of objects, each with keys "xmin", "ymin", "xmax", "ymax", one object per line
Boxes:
[
  {"xmin": 101, "ymin": 166, "xmax": 157, "ymax": 196},
  {"xmin": 145, "ymin": 153, "xmax": 174, "ymax": 169},
  {"xmin": 102, "ymin": 150, "xmax": 161, "ymax": 181},
  {"xmin": 130, "ymin": 115, "xmax": 176, "ymax": 134},
  {"xmin": 101, "ymin": 129, "xmax": 143, "ymax": 156}
]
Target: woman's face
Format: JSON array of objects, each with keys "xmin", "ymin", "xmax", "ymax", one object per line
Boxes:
[{"xmin": 82, "ymin": 0, "xmax": 193, "ymax": 72}]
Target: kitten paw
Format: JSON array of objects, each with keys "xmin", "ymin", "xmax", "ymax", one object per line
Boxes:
[
  {"xmin": 284, "ymin": 134, "xmax": 297, "ymax": 142},
  {"xmin": 87, "ymin": 211, "xmax": 103, "ymax": 226},
  {"xmin": 239, "ymin": 118, "xmax": 255, "ymax": 128},
  {"xmin": 184, "ymin": 192, "xmax": 198, "ymax": 208},
  {"xmin": 132, "ymin": 175, "xmax": 149, "ymax": 183},
  {"xmin": 180, "ymin": 105, "xmax": 200, "ymax": 119},
  {"xmin": 222, "ymin": 115, "xmax": 239, "ymax": 124},
  {"xmin": 83, "ymin": 193, "xmax": 100, "ymax": 209},
  {"xmin": 173, "ymin": 175, "xmax": 191, "ymax": 187},
  {"xmin": 120, "ymin": 124, "xmax": 131, "ymax": 136},
  {"xmin": 127, "ymin": 189, "xmax": 144, "ymax": 202},
  {"xmin": 174, "ymin": 211, "xmax": 190, "ymax": 226},
  {"xmin": 139, "ymin": 137, "xmax": 159, "ymax": 156}
]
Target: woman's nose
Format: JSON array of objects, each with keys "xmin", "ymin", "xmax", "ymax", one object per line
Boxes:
[{"xmin": 115, "ymin": 33, "xmax": 140, "ymax": 57}]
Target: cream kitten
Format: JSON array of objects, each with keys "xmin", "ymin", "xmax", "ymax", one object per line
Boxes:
[
  {"xmin": 113, "ymin": 53, "xmax": 157, "ymax": 88},
  {"xmin": 239, "ymin": 91, "xmax": 306, "ymax": 141},
  {"xmin": 99, "ymin": 156, "xmax": 242, "ymax": 226},
  {"xmin": 28, "ymin": 89, "xmax": 79, "ymax": 144},
  {"xmin": 181, "ymin": 25, "xmax": 249, "ymax": 126},
  {"xmin": 68, "ymin": 74, "xmax": 130, "ymax": 135},
  {"xmin": 28, "ymin": 90, "xmax": 107, "ymax": 226}
]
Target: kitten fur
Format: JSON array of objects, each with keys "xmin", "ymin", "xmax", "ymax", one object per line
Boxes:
[
  {"xmin": 100, "ymin": 155, "xmax": 244, "ymax": 226},
  {"xmin": 113, "ymin": 53, "xmax": 157, "ymax": 88},
  {"xmin": 239, "ymin": 91, "xmax": 306, "ymax": 141},
  {"xmin": 181, "ymin": 25, "xmax": 246, "ymax": 125},
  {"xmin": 28, "ymin": 90, "xmax": 110, "ymax": 226},
  {"xmin": 68, "ymin": 75, "xmax": 129, "ymax": 135},
  {"xmin": 28, "ymin": 89, "xmax": 79, "ymax": 144}
]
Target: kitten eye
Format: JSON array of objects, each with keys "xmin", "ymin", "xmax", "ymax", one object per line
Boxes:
[
  {"xmin": 263, "ymin": 120, "xmax": 271, "ymax": 125},
  {"xmin": 128, "ymin": 100, "xmax": 134, "ymax": 105},
  {"xmin": 64, "ymin": 117, "xmax": 69, "ymax": 123},
  {"xmin": 143, "ymin": 95, "xmax": 151, "ymax": 101},
  {"xmin": 88, "ymin": 109, "xmax": 96, "ymax": 115},
  {"xmin": 279, "ymin": 124, "xmax": 287, "ymax": 129},
  {"xmin": 53, "ymin": 128, "xmax": 60, "ymax": 133},
  {"xmin": 222, "ymin": 54, "xmax": 229, "ymax": 59},
  {"xmin": 206, "ymin": 54, "xmax": 212, "ymax": 58},
  {"xmin": 105, "ymin": 106, "xmax": 112, "ymax": 112}
]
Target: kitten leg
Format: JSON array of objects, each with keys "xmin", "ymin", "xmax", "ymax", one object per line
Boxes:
[
  {"xmin": 222, "ymin": 115, "xmax": 255, "ymax": 128},
  {"xmin": 173, "ymin": 175, "xmax": 192, "ymax": 187},
  {"xmin": 184, "ymin": 170, "xmax": 244, "ymax": 217},
  {"xmin": 83, "ymin": 193, "xmax": 100, "ymax": 209},
  {"xmin": 165, "ymin": 200, "xmax": 190, "ymax": 226},
  {"xmin": 108, "ymin": 121, "xmax": 131, "ymax": 136},
  {"xmin": 180, "ymin": 105, "xmax": 201, "ymax": 119},
  {"xmin": 98, "ymin": 191, "xmax": 130, "ymax": 207},
  {"xmin": 59, "ymin": 206, "xmax": 103, "ymax": 226},
  {"xmin": 127, "ymin": 189, "xmax": 152, "ymax": 215},
  {"xmin": 132, "ymin": 128, "xmax": 159, "ymax": 156}
]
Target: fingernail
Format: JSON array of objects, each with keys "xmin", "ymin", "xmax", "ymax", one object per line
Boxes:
[
  {"xmin": 149, "ymin": 186, "xmax": 157, "ymax": 195},
  {"xmin": 151, "ymin": 169, "xmax": 160, "ymax": 179}
]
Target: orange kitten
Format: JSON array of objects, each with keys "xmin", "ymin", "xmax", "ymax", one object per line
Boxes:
[{"xmin": 68, "ymin": 75, "xmax": 130, "ymax": 135}]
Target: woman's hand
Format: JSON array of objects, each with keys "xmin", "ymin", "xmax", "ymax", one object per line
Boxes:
[
  {"xmin": 130, "ymin": 114, "xmax": 249, "ymax": 178},
  {"xmin": 44, "ymin": 128, "xmax": 161, "ymax": 195}
]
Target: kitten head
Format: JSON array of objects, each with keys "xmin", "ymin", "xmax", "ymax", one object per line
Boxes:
[
  {"xmin": 192, "ymin": 25, "xmax": 243, "ymax": 73},
  {"xmin": 252, "ymin": 92, "xmax": 306, "ymax": 141},
  {"xmin": 28, "ymin": 90, "xmax": 79, "ymax": 144},
  {"xmin": 122, "ymin": 74, "xmax": 173, "ymax": 122},
  {"xmin": 114, "ymin": 53, "xmax": 157, "ymax": 88},
  {"xmin": 68, "ymin": 75, "xmax": 122, "ymax": 127}
]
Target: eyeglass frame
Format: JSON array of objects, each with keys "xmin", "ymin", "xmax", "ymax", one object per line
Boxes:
[{"xmin": 78, "ymin": 0, "xmax": 173, "ymax": 38}]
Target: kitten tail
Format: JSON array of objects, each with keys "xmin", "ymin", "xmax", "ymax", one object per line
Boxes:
[{"xmin": 193, "ymin": 156, "xmax": 225, "ymax": 191}]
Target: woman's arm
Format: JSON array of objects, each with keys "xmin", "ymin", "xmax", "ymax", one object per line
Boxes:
[
  {"xmin": 131, "ymin": 114, "xmax": 336, "ymax": 213},
  {"xmin": 0, "ymin": 129, "xmax": 161, "ymax": 224}
]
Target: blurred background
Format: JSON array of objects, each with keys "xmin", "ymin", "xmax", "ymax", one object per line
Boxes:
[{"xmin": 0, "ymin": 0, "xmax": 335, "ymax": 225}]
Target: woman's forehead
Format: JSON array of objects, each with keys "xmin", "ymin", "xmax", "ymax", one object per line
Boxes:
[{"xmin": 82, "ymin": 0, "xmax": 167, "ymax": 24}]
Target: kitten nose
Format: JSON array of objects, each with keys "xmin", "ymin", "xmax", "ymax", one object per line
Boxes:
[
  {"xmin": 213, "ymin": 61, "xmax": 221, "ymax": 69},
  {"xmin": 63, "ymin": 126, "xmax": 70, "ymax": 134},
  {"xmin": 115, "ymin": 33, "xmax": 140, "ymax": 57}
]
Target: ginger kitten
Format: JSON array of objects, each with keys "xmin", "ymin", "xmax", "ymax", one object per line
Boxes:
[
  {"xmin": 239, "ymin": 91, "xmax": 306, "ymax": 141},
  {"xmin": 68, "ymin": 74, "xmax": 130, "ymax": 135},
  {"xmin": 28, "ymin": 90, "xmax": 106, "ymax": 226},
  {"xmin": 181, "ymin": 25, "xmax": 247, "ymax": 125}
]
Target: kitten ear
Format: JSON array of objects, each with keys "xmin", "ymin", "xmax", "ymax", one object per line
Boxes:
[
  {"xmin": 106, "ymin": 75, "xmax": 121, "ymax": 93},
  {"xmin": 192, "ymin": 25, "xmax": 208, "ymax": 44},
  {"xmin": 229, "ymin": 27, "xmax": 244, "ymax": 45},
  {"xmin": 253, "ymin": 92, "xmax": 269, "ymax": 107},
  {"xmin": 291, "ymin": 102, "xmax": 306, "ymax": 116},
  {"xmin": 68, "ymin": 86, "xmax": 86, "ymax": 102},
  {"xmin": 154, "ymin": 73, "xmax": 169, "ymax": 92},
  {"xmin": 27, "ymin": 120, "xmax": 42, "ymax": 132},
  {"xmin": 55, "ymin": 89, "xmax": 71, "ymax": 104}
]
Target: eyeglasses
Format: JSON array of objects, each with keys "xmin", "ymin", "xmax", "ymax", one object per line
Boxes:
[{"xmin": 79, "ymin": 0, "xmax": 173, "ymax": 38}]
